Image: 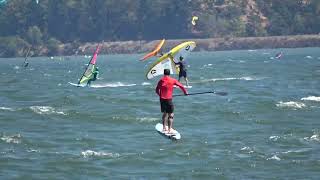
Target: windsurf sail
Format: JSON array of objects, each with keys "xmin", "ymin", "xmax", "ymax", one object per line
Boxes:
[
  {"xmin": 275, "ymin": 52, "xmax": 283, "ymax": 59},
  {"xmin": 23, "ymin": 47, "xmax": 31, "ymax": 67},
  {"xmin": 146, "ymin": 41, "xmax": 196, "ymax": 79},
  {"xmin": 191, "ymin": 16, "xmax": 199, "ymax": 26},
  {"xmin": 140, "ymin": 39, "xmax": 165, "ymax": 61},
  {"xmin": 78, "ymin": 45, "xmax": 101, "ymax": 85}
]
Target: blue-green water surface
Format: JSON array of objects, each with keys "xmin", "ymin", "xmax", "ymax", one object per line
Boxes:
[{"xmin": 1, "ymin": 48, "xmax": 320, "ymax": 179}]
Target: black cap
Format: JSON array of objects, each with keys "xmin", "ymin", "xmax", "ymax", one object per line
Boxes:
[{"xmin": 164, "ymin": 69, "xmax": 170, "ymax": 75}]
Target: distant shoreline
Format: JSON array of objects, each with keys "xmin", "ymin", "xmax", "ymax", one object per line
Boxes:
[
  {"xmin": 2, "ymin": 34, "xmax": 320, "ymax": 58},
  {"xmin": 60, "ymin": 34, "xmax": 320, "ymax": 56}
]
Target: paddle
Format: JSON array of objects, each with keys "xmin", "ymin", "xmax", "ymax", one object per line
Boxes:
[{"xmin": 173, "ymin": 90, "xmax": 228, "ymax": 97}]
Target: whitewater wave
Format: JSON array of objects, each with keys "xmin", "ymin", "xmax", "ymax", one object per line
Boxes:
[
  {"xmin": 81, "ymin": 150, "xmax": 120, "ymax": 158},
  {"xmin": 276, "ymin": 101, "xmax": 306, "ymax": 109},
  {"xmin": 91, "ymin": 82, "xmax": 136, "ymax": 88},
  {"xmin": 301, "ymin": 96, "xmax": 320, "ymax": 102},
  {"xmin": 0, "ymin": 133, "xmax": 22, "ymax": 144},
  {"xmin": 30, "ymin": 106, "xmax": 66, "ymax": 115},
  {"xmin": 0, "ymin": 107, "xmax": 15, "ymax": 111}
]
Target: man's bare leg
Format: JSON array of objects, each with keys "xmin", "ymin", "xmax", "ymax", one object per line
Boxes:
[
  {"xmin": 185, "ymin": 77, "xmax": 189, "ymax": 87},
  {"xmin": 167, "ymin": 113, "xmax": 174, "ymax": 133},
  {"xmin": 162, "ymin": 113, "xmax": 168, "ymax": 132}
]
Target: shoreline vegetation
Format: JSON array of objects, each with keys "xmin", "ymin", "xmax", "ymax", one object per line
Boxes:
[{"xmin": 1, "ymin": 34, "xmax": 320, "ymax": 58}]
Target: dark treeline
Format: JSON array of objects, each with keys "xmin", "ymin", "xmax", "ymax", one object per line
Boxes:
[{"xmin": 0, "ymin": 0, "xmax": 319, "ymax": 57}]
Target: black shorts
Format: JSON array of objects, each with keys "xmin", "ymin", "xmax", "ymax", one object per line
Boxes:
[
  {"xmin": 179, "ymin": 71, "xmax": 187, "ymax": 78},
  {"xmin": 160, "ymin": 99, "xmax": 174, "ymax": 113}
]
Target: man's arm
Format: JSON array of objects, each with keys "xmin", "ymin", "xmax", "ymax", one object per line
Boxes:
[
  {"xmin": 155, "ymin": 81, "xmax": 161, "ymax": 96},
  {"xmin": 174, "ymin": 80, "xmax": 188, "ymax": 95}
]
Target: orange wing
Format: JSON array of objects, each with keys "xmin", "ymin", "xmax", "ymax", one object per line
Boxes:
[{"xmin": 140, "ymin": 39, "xmax": 165, "ymax": 61}]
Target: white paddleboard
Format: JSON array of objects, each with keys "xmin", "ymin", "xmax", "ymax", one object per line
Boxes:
[
  {"xmin": 174, "ymin": 85, "xmax": 192, "ymax": 89},
  {"xmin": 155, "ymin": 123, "xmax": 181, "ymax": 140}
]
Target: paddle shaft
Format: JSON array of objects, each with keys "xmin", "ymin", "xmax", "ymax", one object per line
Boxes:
[{"xmin": 173, "ymin": 91, "xmax": 226, "ymax": 97}]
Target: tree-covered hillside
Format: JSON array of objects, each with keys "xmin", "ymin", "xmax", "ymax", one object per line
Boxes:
[{"xmin": 0, "ymin": 0, "xmax": 319, "ymax": 56}]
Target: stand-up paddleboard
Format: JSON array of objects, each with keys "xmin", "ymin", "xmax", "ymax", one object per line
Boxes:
[
  {"xmin": 140, "ymin": 39, "xmax": 165, "ymax": 61},
  {"xmin": 155, "ymin": 123, "xmax": 181, "ymax": 140},
  {"xmin": 174, "ymin": 85, "xmax": 192, "ymax": 89}
]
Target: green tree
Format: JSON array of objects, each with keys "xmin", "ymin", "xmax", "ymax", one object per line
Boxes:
[
  {"xmin": 47, "ymin": 37, "xmax": 61, "ymax": 56},
  {"xmin": 26, "ymin": 26, "xmax": 43, "ymax": 46},
  {"xmin": 0, "ymin": 36, "xmax": 29, "ymax": 57}
]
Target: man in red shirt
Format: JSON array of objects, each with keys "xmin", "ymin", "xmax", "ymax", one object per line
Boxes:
[{"xmin": 155, "ymin": 69, "xmax": 188, "ymax": 133}]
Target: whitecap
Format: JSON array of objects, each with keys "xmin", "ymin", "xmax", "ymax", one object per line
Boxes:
[
  {"xmin": 304, "ymin": 134, "xmax": 320, "ymax": 142},
  {"xmin": 305, "ymin": 56, "xmax": 313, "ymax": 59},
  {"xmin": 282, "ymin": 148, "xmax": 312, "ymax": 154},
  {"xmin": 91, "ymin": 82, "xmax": 136, "ymax": 88},
  {"xmin": 240, "ymin": 147, "xmax": 251, "ymax": 151},
  {"xmin": 81, "ymin": 150, "xmax": 120, "ymax": 158},
  {"xmin": 269, "ymin": 135, "xmax": 280, "ymax": 141},
  {"xmin": 136, "ymin": 117, "xmax": 158, "ymax": 122},
  {"xmin": 27, "ymin": 149, "xmax": 40, "ymax": 153},
  {"xmin": 240, "ymin": 146, "xmax": 254, "ymax": 154},
  {"xmin": 310, "ymin": 134, "xmax": 320, "ymax": 141},
  {"xmin": 276, "ymin": 101, "xmax": 306, "ymax": 109},
  {"xmin": 211, "ymin": 77, "xmax": 261, "ymax": 82},
  {"xmin": 141, "ymin": 82, "xmax": 151, "ymax": 86},
  {"xmin": 240, "ymin": 76, "xmax": 256, "ymax": 80},
  {"xmin": 30, "ymin": 106, "xmax": 66, "ymax": 115},
  {"xmin": 267, "ymin": 155, "xmax": 281, "ymax": 161},
  {"xmin": 301, "ymin": 96, "xmax": 320, "ymax": 102},
  {"xmin": 190, "ymin": 76, "xmax": 263, "ymax": 84},
  {"xmin": 0, "ymin": 107, "xmax": 15, "ymax": 111},
  {"xmin": 0, "ymin": 134, "xmax": 22, "ymax": 144}
]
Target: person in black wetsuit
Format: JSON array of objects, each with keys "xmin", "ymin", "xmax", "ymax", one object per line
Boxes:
[
  {"xmin": 87, "ymin": 67, "xmax": 99, "ymax": 86},
  {"xmin": 174, "ymin": 56, "xmax": 189, "ymax": 87}
]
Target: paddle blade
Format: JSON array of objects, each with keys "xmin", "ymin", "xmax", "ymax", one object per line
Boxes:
[{"xmin": 214, "ymin": 91, "xmax": 228, "ymax": 96}]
